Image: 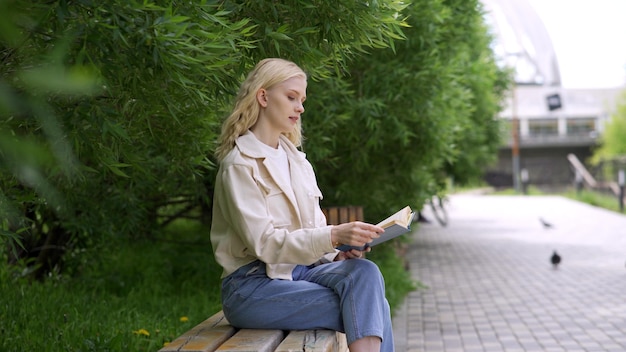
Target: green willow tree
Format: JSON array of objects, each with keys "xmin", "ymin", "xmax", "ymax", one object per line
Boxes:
[
  {"xmin": 305, "ymin": 0, "xmax": 510, "ymax": 221},
  {"xmin": 1, "ymin": 1, "xmax": 257, "ymax": 278},
  {"xmin": 0, "ymin": 0, "xmax": 408, "ymax": 278},
  {"xmin": 2, "ymin": 0, "xmax": 507, "ymax": 280},
  {"xmin": 439, "ymin": 0, "xmax": 510, "ymax": 186}
]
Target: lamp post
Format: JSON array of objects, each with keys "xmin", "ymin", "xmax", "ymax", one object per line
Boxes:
[
  {"xmin": 619, "ymin": 169, "xmax": 625, "ymax": 212},
  {"xmin": 512, "ymin": 85, "xmax": 521, "ymax": 192}
]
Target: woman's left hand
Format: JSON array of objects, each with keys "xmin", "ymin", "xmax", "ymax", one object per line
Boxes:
[{"xmin": 334, "ymin": 248, "xmax": 370, "ymax": 261}]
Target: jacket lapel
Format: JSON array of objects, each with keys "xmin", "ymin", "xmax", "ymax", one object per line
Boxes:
[{"xmin": 236, "ymin": 131, "xmax": 303, "ymax": 223}]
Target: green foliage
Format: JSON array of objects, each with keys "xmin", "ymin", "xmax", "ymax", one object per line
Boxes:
[
  {"xmin": 591, "ymin": 90, "xmax": 626, "ymax": 163},
  {"xmin": 562, "ymin": 188, "xmax": 624, "ymax": 213},
  {"xmin": 0, "ymin": 220, "xmax": 221, "ymax": 351},
  {"xmin": 0, "ymin": 219, "xmax": 418, "ymax": 351},
  {"xmin": 0, "ymin": 0, "xmax": 256, "ymax": 277},
  {"xmin": 2, "ymin": 6, "xmax": 506, "ymax": 344},
  {"xmin": 367, "ymin": 241, "xmax": 419, "ymax": 311},
  {"xmin": 221, "ymin": 0, "xmax": 408, "ymax": 78},
  {"xmin": 1, "ymin": 0, "xmax": 413, "ymax": 278},
  {"xmin": 306, "ymin": 0, "xmax": 509, "ymax": 221},
  {"xmin": 442, "ymin": 0, "xmax": 511, "ymax": 185},
  {"xmin": 492, "ymin": 185, "xmax": 544, "ymax": 195}
]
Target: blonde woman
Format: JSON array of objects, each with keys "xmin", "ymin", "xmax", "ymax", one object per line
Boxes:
[{"xmin": 210, "ymin": 58, "xmax": 394, "ymax": 352}]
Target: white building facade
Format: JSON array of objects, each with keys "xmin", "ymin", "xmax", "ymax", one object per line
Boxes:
[{"xmin": 481, "ymin": 0, "xmax": 624, "ymax": 188}]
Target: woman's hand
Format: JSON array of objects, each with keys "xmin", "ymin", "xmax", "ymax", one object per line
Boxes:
[
  {"xmin": 334, "ymin": 247, "xmax": 370, "ymax": 261},
  {"xmin": 330, "ymin": 221, "xmax": 384, "ymax": 251}
]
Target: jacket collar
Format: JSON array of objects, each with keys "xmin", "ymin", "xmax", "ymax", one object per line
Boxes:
[{"xmin": 235, "ymin": 130, "xmax": 306, "ymax": 162}]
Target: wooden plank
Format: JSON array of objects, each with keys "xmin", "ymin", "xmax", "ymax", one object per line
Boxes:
[
  {"xmin": 160, "ymin": 311, "xmax": 236, "ymax": 352},
  {"xmin": 338, "ymin": 207, "xmax": 348, "ymax": 223},
  {"xmin": 324, "ymin": 207, "xmax": 339, "ymax": 225},
  {"xmin": 322, "ymin": 206, "xmax": 364, "ymax": 225},
  {"xmin": 275, "ymin": 330, "xmax": 348, "ymax": 352},
  {"xmin": 216, "ymin": 329, "xmax": 285, "ymax": 352},
  {"xmin": 349, "ymin": 206, "xmax": 363, "ymax": 222},
  {"xmin": 336, "ymin": 332, "xmax": 348, "ymax": 352}
]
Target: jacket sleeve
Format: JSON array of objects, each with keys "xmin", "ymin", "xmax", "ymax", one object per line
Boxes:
[{"xmin": 218, "ymin": 163, "xmax": 335, "ymax": 265}]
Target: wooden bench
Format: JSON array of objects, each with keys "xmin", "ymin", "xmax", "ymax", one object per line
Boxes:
[
  {"xmin": 159, "ymin": 310, "xmax": 348, "ymax": 352},
  {"xmin": 322, "ymin": 206, "xmax": 363, "ymax": 225}
]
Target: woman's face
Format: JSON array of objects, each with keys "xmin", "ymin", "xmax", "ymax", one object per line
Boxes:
[{"xmin": 258, "ymin": 76, "xmax": 307, "ymax": 135}]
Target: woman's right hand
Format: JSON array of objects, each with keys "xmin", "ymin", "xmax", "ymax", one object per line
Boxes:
[{"xmin": 330, "ymin": 221, "xmax": 384, "ymax": 249}]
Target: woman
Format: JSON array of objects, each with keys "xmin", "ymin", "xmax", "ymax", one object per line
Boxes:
[{"xmin": 210, "ymin": 58, "xmax": 394, "ymax": 352}]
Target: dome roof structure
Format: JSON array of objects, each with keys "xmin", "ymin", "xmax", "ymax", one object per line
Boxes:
[{"xmin": 481, "ymin": 0, "xmax": 561, "ymax": 86}]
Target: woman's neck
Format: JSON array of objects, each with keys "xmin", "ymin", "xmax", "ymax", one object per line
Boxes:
[{"xmin": 250, "ymin": 125, "xmax": 280, "ymax": 149}]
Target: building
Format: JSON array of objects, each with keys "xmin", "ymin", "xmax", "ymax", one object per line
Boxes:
[{"xmin": 480, "ymin": 0, "xmax": 624, "ymax": 189}]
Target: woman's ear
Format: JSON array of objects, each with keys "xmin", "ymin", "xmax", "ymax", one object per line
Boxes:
[{"xmin": 256, "ymin": 88, "xmax": 268, "ymax": 107}]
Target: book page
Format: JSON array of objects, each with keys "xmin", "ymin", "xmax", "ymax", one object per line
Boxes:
[{"xmin": 377, "ymin": 206, "xmax": 413, "ymax": 229}]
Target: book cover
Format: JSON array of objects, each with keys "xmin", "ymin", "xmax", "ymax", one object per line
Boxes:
[{"xmin": 336, "ymin": 206, "xmax": 414, "ymax": 251}]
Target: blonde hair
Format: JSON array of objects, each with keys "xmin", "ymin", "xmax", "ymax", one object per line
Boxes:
[{"xmin": 215, "ymin": 58, "xmax": 307, "ymax": 161}]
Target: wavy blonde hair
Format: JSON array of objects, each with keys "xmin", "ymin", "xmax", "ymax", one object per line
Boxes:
[{"xmin": 215, "ymin": 58, "xmax": 307, "ymax": 162}]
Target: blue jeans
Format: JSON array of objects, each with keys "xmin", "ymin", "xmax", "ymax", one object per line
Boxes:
[{"xmin": 221, "ymin": 259, "xmax": 394, "ymax": 351}]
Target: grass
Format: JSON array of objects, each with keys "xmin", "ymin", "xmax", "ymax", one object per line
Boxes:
[
  {"xmin": 1, "ymin": 220, "xmax": 222, "ymax": 352},
  {"xmin": 488, "ymin": 185, "xmax": 624, "ymax": 214},
  {"xmin": 561, "ymin": 188, "xmax": 624, "ymax": 213},
  {"xmin": 489, "ymin": 185, "xmax": 545, "ymax": 196},
  {"xmin": 1, "ymin": 219, "xmax": 417, "ymax": 351}
]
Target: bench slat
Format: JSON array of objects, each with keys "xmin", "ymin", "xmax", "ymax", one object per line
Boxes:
[
  {"xmin": 216, "ymin": 329, "xmax": 285, "ymax": 352},
  {"xmin": 160, "ymin": 311, "xmax": 236, "ymax": 352},
  {"xmin": 161, "ymin": 310, "xmax": 347, "ymax": 352},
  {"xmin": 322, "ymin": 206, "xmax": 363, "ymax": 225},
  {"xmin": 275, "ymin": 330, "xmax": 348, "ymax": 352}
]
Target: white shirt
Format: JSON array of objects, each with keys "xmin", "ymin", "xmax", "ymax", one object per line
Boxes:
[{"xmin": 256, "ymin": 139, "xmax": 296, "ymax": 202}]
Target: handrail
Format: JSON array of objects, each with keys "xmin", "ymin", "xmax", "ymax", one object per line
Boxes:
[{"xmin": 567, "ymin": 153, "xmax": 598, "ymax": 188}]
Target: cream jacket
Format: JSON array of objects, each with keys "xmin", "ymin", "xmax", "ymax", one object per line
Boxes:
[{"xmin": 210, "ymin": 131, "xmax": 337, "ymax": 280}]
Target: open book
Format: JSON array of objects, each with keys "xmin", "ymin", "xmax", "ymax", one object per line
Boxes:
[{"xmin": 336, "ymin": 206, "xmax": 414, "ymax": 251}]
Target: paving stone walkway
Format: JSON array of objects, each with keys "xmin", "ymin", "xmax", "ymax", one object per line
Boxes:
[{"xmin": 392, "ymin": 193, "xmax": 626, "ymax": 352}]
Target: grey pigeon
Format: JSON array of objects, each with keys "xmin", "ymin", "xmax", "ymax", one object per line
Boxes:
[
  {"xmin": 550, "ymin": 250, "xmax": 561, "ymax": 269},
  {"xmin": 539, "ymin": 217, "xmax": 553, "ymax": 229}
]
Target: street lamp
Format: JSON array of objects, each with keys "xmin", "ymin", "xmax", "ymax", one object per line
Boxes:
[{"xmin": 511, "ymin": 86, "xmax": 520, "ymax": 192}]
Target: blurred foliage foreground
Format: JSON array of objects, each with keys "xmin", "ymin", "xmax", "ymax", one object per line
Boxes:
[{"xmin": 1, "ymin": 0, "xmax": 508, "ymax": 350}]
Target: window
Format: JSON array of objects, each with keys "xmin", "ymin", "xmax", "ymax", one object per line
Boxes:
[
  {"xmin": 528, "ymin": 119, "xmax": 558, "ymax": 136},
  {"xmin": 566, "ymin": 118, "xmax": 595, "ymax": 136}
]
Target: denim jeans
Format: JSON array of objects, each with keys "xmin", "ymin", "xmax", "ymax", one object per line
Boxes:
[{"xmin": 221, "ymin": 259, "xmax": 394, "ymax": 351}]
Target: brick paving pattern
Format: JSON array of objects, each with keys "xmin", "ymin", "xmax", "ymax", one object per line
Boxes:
[{"xmin": 393, "ymin": 194, "xmax": 626, "ymax": 352}]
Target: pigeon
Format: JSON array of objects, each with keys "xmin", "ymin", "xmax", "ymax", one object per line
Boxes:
[
  {"xmin": 539, "ymin": 217, "xmax": 553, "ymax": 229},
  {"xmin": 550, "ymin": 251, "xmax": 561, "ymax": 269}
]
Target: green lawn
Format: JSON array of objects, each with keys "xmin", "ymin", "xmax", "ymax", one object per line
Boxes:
[
  {"xmin": 561, "ymin": 188, "xmax": 624, "ymax": 213},
  {"xmin": 1, "ymin": 221, "xmax": 222, "ymax": 351},
  {"xmin": 490, "ymin": 186, "xmax": 624, "ymax": 214}
]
